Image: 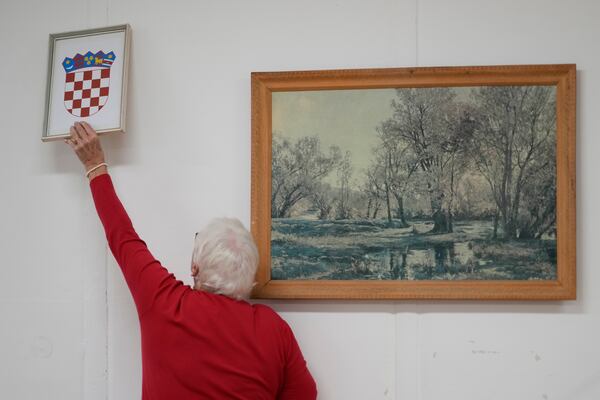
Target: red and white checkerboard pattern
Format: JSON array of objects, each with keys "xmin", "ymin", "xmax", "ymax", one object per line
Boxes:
[{"xmin": 64, "ymin": 68, "xmax": 111, "ymax": 117}]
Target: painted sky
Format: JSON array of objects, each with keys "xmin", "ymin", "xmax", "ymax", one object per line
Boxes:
[
  {"xmin": 271, "ymin": 86, "xmax": 551, "ymax": 184},
  {"xmin": 272, "ymin": 89, "xmax": 397, "ymax": 175}
]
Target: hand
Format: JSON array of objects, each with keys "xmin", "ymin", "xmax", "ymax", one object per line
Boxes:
[{"xmin": 65, "ymin": 122, "xmax": 106, "ymax": 170}]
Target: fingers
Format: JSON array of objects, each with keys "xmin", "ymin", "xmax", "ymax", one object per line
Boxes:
[
  {"xmin": 64, "ymin": 138, "xmax": 77, "ymax": 150},
  {"xmin": 73, "ymin": 122, "xmax": 87, "ymax": 141},
  {"xmin": 65, "ymin": 121, "xmax": 105, "ymax": 171},
  {"xmin": 69, "ymin": 126, "xmax": 79, "ymax": 144},
  {"xmin": 69, "ymin": 121, "xmax": 96, "ymax": 145},
  {"xmin": 80, "ymin": 121, "xmax": 97, "ymax": 138}
]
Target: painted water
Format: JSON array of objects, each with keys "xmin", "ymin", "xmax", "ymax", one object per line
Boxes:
[{"xmin": 271, "ymin": 219, "xmax": 556, "ymax": 281}]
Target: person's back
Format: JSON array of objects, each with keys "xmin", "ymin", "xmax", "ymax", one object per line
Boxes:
[
  {"xmin": 141, "ymin": 284, "xmax": 315, "ymax": 399},
  {"xmin": 68, "ymin": 121, "xmax": 317, "ymax": 399}
]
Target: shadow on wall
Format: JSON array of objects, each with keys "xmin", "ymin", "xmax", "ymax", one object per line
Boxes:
[{"xmin": 258, "ymin": 299, "xmax": 583, "ymax": 315}]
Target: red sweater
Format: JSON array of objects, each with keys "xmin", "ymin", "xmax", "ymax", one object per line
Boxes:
[{"xmin": 90, "ymin": 174, "xmax": 317, "ymax": 400}]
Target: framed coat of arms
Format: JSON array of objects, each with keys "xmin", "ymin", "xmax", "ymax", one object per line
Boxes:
[
  {"xmin": 42, "ymin": 24, "xmax": 131, "ymax": 141},
  {"xmin": 251, "ymin": 64, "xmax": 576, "ymax": 300}
]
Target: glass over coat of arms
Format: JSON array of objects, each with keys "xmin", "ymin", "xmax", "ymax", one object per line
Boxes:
[{"xmin": 43, "ymin": 25, "xmax": 131, "ymax": 141}]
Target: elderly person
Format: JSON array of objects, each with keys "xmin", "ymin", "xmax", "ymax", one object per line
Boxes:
[{"xmin": 66, "ymin": 122, "xmax": 317, "ymax": 399}]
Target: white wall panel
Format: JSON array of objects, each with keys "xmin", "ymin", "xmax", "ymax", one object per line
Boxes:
[{"xmin": 0, "ymin": 1, "xmax": 108, "ymax": 399}]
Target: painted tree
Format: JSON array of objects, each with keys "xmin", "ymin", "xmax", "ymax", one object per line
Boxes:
[
  {"xmin": 453, "ymin": 174, "xmax": 495, "ymax": 220},
  {"xmin": 311, "ymin": 182, "xmax": 335, "ymax": 220},
  {"xmin": 271, "ymin": 134, "xmax": 341, "ymax": 218},
  {"xmin": 438, "ymin": 104, "xmax": 478, "ymax": 231},
  {"xmin": 387, "ymin": 88, "xmax": 475, "ymax": 233},
  {"xmin": 363, "ymin": 164, "xmax": 386, "ymax": 219},
  {"xmin": 335, "ymin": 151, "xmax": 353, "ymax": 219},
  {"xmin": 471, "ymin": 86, "xmax": 556, "ymax": 239},
  {"xmin": 517, "ymin": 152, "xmax": 556, "ymax": 239},
  {"xmin": 371, "ymin": 120, "xmax": 420, "ymax": 227}
]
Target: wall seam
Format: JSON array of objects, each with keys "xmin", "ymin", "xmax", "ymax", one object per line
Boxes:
[
  {"xmin": 416, "ymin": 309, "xmax": 421, "ymax": 400},
  {"xmin": 84, "ymin": 5, "xmax": 89, "ymax": 396},
  {"xmin": 101, "ymin": 4, "xmax": 110, "ymax": 400},
  {"xmin": 104, "ymin": 242, "xmax": 109, "ymax": 400},
  {"xmin": 104, "ymin": 2, "xmax": 110, "ymax": 398},
  {"xmin": 394, "ymin": 303, "xmax": 399, "ymax": 399},
  {"xmin": 415, "ymin": 0, "xmax": 419, "ymax": 67},
  {"xmin": 82, "ymin": 195, "xmax": 87, "ymax": 399},
  {"xmin": 415, "ymin": 2, "xmax": 420, "ymax": 400}
]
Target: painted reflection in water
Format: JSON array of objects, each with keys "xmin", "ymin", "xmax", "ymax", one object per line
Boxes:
[{"xmin": 271, "ymin": 219, "xmax": 556, "ymax": 281}]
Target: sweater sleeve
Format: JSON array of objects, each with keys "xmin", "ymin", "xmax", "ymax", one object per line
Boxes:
[
  {"xmin": 90, "ymin": 173, "xmax": 178, "ymax": 316},
  {"xmin": 278, "ymin": 321, "xmax": 318, "ymax": 400}
]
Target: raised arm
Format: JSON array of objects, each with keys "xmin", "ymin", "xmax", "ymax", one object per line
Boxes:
[{"xmin": 66, "ymin": 122, "xmax": 179, "ymax": 316}]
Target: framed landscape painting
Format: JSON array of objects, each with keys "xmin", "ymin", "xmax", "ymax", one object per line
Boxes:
[{"xmin": 251, "ymin": 64, "xmax": 576, "ymax": 300}]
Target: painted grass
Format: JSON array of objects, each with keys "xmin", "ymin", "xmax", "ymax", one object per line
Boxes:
[{"xmin": 271, "ymin": 218, "xmax": 557, "ymax": 281}]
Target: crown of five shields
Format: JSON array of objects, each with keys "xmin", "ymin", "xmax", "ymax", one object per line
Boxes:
[{"xmin": 62, "ymin": 50, "xmax": 116, "ymax": 117}]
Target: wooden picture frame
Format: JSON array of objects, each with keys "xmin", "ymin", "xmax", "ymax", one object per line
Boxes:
[
  {"xmin": 42, "ymin": 24, "xmax": 131, "ymax": 142},
  {"xmin": 251, "ymin": 64, "xmax": 576, "ymax": 300}
]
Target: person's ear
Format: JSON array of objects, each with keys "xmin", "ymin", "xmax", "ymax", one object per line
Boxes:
[{"xmin": 191, "ymin": 264, "xmax": 199, "ymax": 277}]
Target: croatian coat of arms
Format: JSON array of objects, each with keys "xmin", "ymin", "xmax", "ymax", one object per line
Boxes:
[{"xmin": 61, "ymin": 50, "xmax": 116, "ymax": 117}]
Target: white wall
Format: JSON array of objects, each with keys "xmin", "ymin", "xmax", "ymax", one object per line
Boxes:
[{"xmin": 1, "ymin": 0, "xmax": 599, "ymax": 399}]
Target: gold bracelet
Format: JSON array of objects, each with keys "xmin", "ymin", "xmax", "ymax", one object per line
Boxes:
[{"xmin": 85, "ymin": 162, "xmax": 108, "ymax": 178}]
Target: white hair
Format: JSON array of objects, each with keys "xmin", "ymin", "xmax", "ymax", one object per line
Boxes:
[{"xmin": 192, "ymin": 218, "xmax": 259, "ymax": 300}]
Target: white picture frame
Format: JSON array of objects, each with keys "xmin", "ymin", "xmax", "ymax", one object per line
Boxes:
[{"xmin": 42, "ymin": 24, "xmax": 131, "ymax": 142}]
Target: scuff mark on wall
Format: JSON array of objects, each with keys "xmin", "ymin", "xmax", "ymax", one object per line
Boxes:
[
  {"xmin": 471, "ymin": 349, "xmax": 500, "ymax": 355},
  {"xmin": 30, "ymin": 336, "xmax": 53, "ymax": 359}
]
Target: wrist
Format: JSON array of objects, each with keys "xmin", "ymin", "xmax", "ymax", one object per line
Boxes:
[
  {"xmin": 84, "ymin": 159, "xmax": 106, "ymax": 170},
  {"xmin": 87, "ymin": 165, "xmax": 108, "ymax": 181},
  {"xmin": 85, "ymin": 161, "xmax": 108, "ymax": 179}
]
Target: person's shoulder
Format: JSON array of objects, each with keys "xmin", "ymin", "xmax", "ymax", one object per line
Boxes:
[
  {"xmin": 252, "ymin": 302, "xmax": 278, "ymax": 317},
  {"xmin": 252, "ymin": 303, "xmax": 288, "ymax": 327}
]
